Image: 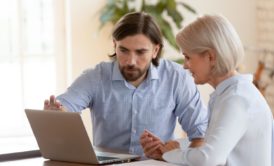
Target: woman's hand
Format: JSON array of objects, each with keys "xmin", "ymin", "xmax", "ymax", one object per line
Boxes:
[{"xmin": 160, "ymin": 140, "xmax": 180, "ymax": 153}]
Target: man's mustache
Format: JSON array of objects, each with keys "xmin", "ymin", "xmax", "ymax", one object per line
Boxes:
[{"xmin": 125, "ymin": 65, "xmax": 137, "ymax": 70}]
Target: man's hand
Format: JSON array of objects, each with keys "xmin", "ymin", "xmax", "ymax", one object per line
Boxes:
[
  {"xmin": 140, "ymin": 130, "xmax": 164, "ymax": 160},
  {"xmin": 44, "ymin": 95, "xmax": 66, "ymax": 112}
]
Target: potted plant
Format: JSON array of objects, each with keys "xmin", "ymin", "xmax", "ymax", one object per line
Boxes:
[{"xmin": 98, "ymin": 0, "xmax": 196, "ymax": 52}]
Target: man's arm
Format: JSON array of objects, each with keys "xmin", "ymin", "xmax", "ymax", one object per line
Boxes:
[{"xmin": 174, "ymin": 69, "xmax": 208, "ymax": 141}]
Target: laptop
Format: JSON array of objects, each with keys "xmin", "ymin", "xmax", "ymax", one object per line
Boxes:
[{"xmin": 25, "ymin": 109, "xmax": 140, "ymax": 164}]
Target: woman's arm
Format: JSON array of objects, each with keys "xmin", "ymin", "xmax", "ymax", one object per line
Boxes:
[{"xmin": 163, "ymin": 96, "xmax": 249, "ymax": 166}]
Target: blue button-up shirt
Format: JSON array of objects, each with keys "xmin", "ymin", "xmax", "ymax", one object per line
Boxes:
[{"xmin": 57, "ymin": 59, "xmax": 208, "ymax": 155}]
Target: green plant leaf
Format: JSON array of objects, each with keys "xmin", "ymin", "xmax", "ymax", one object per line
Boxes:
[
  {"xmin": 178, "ymin": 2, "xmax": 196, "ymax": 14},
  {"xmin": 166, "ymin": 0, "xmax": 176, "ymax": 9},
  {"xmin": 154, "ymin": 15, "xmax": 179, "ymax": 50},
  {"xmin": 99, "ymin": 7, "xmax": 115, "ymax": 28},
  {"xmin": 173, "ymin": 58, "xmax": 184, "ymax": 64},
  {"xmin": 167, "ymin": 9, "xmax": 183, "ymax": 29},
  {"xmin": 98, "ymin": 0, "xmax": 196, "ymax": 51},
  {"xmin": 141, "ymin": 0, "xmax": 145, "ymax": 11},
  {"xmin": 112, "ymin": 8, "xmax": 130, "ymax": 23},
  {"xmin": 155, "ymin": 1, "xmax": 166, "ymax": 13},
  {"xmin": 142, "ymin": 5, "xmax": 161, "ymax": 17},
  {"xmin": 122, "ymin": 0, "xmax": 129, "ymax": 13},
  {"xmin": 106, "ymin": 0, "xmax": 115, "ymax": 6}
]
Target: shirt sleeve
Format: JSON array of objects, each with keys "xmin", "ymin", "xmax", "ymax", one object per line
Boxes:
[
  {"xmin": 164, "ymin": 95, "xmax": 249, "ymax": 166},
  {"xmin": 174, "ymin": 71, "xmax": 208, "ymax": 140},
  {"xmin": 56, "ymin": 68, "xmax": 99, "ymax": 112}
]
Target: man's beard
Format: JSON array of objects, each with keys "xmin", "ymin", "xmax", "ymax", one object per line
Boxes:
[{"xmin": 121, "ymin": 65, "xmax": 149, "ymax": 82}]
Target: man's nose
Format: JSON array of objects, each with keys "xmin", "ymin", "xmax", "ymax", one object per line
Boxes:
[{"xmin": 127, "ymin": 54, "xmax": 137, "ymax": 65}]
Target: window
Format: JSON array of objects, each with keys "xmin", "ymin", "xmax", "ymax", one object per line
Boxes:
[{"xmin": 0, "ymin": 0, "xmax": 58, "ymax": 154}]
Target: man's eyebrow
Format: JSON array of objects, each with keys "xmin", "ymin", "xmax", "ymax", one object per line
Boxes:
[
  {"xmin": 118, "ymin": 46, "xmax": 129, "ymax": 50},
  {"xmin": 136, "ymin": 48, "xmax": 149, "ymax": 52},
  {"xmin": 118, "ymin": 45, "xmax": 149, "ymax": 52}
]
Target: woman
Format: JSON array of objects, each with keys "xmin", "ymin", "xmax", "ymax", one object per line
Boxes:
[{"xmin": 161, "ymin": 14, "xmax": 273, "ymax": 166}]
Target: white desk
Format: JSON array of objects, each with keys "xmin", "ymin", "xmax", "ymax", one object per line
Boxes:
[{"xmin": 0, "ymin": 157, "xmax": 177, "ymax": 166}]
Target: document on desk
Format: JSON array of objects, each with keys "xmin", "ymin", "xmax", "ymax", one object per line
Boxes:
[{"xmin": 114, "ymin": 159, "xmax": 178, "ymax": 166}]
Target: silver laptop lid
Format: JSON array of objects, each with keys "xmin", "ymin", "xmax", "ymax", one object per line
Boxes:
[
  {"xmin": 25, "ymin": 109, "xmax": 139, "ymax": 164},
  {"xmin": 25, "ymin": 109, "xmax": 100, "ymax": 164}
]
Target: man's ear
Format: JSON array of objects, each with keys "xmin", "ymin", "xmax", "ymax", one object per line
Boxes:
[
  {"xmin": 152, "ymin": 44, "xmax": 160, "ymax": 59},
  {"xmin": 113, "ymin": 39, "xmax": 116, "ymax": 49}
]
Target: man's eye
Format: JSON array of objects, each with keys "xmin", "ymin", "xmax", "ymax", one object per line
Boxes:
[
  {"xmin": 120, "ymin": 49, "xmax": 127, "ymax": 53},
  {"xmin": 136, "ymin": 51, "xmax": 145, "ymax": 55}
]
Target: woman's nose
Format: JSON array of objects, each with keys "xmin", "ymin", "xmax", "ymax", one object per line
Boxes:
[{"xmin": 183, "ymin": 62, "xmax": 189, "ymax": 69}]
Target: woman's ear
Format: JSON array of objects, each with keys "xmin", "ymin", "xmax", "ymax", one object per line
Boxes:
[{"xmin": 207, "ymin": 49, "xmax": 216, "ymax": 65}]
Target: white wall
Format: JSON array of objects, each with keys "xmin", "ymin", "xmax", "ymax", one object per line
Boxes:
[
  {"xmin": 186, "ymin": 0, "xmax": 257, "ymax": 46},
  {"xmin": 66, "ymin": 0, "xmax": 112, "ymax": 83}
]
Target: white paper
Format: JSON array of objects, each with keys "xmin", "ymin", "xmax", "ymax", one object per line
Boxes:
[{"xmin": 112, "ymin": 159, "xmax": 178, "ymax": 166}]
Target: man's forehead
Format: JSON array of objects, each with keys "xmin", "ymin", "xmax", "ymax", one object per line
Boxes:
[
  {"xmin": 118, "ymin": 45, "xmax": 150, "ymax": 51},
  {"xmin": 117, "ymin": 34, "xmax": 153, "ymax": 43}
]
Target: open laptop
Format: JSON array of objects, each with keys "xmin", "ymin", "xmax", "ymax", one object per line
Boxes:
[{"xmin": 25, "ymin": 109, "xmax": 140, "ymax": 164}]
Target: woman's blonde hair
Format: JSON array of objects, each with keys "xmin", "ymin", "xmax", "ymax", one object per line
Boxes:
[{"xmin": 176, "ymin": 14, "xmax": 244, "ymax": 76}]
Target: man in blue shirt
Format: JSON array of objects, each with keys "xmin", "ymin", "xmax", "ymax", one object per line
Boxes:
[{"xmin": 44, "ymin": 12, "xmax": 208, "ymax": 157}]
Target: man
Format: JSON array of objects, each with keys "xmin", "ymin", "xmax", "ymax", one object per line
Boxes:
[{"xmin": 44, "ymin": 12, "xmax": 208, "ymax": 157}]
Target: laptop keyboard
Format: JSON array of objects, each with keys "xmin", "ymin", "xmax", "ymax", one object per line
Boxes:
[{"xmin": 97, "ymin": 156, "xmax": 118, "ymax": 161}]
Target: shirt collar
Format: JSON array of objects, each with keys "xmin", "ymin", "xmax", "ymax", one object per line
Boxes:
[
  {"xmin": 149, "ymin": 63, "xmax": 159, "ymax": 80},
  {"xmin": 210, "ymin": 74, "xmax": 253, "ymax": 98},
  {"xmin": 112, "ymin": 61, "xmax": 159, "ymax": 81},
  {"xmin": 112, "ymin": 61, "xmax": 124, "ymax": 81}
]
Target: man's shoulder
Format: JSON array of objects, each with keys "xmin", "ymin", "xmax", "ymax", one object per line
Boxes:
[
  {"xmin": 158, "ymin": 59, "xmax": 186, "ymax": 74},
  {"xmin": 96, "ymin": 61, "xmax": 114, "ymax": 69},
  {"xmin": 78, "ymin": 61, "xmax": 114, "ymax": 81},
  {"xmin": 84, "ymin": 61, "xmax": 114, "ymax": 72},
  {"xmin": 159, "ymin": 58, "xmax": 182, "ymax": 67}
]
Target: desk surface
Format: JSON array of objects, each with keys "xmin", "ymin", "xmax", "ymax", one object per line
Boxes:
[{"xmin": 0, "ymin": 157, "xmax": 178, "ymax": 166}]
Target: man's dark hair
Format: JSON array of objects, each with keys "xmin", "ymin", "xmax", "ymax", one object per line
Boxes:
[{"xmin": 110, "ymin": 12, "xmax": 163, "ymax": 66}]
